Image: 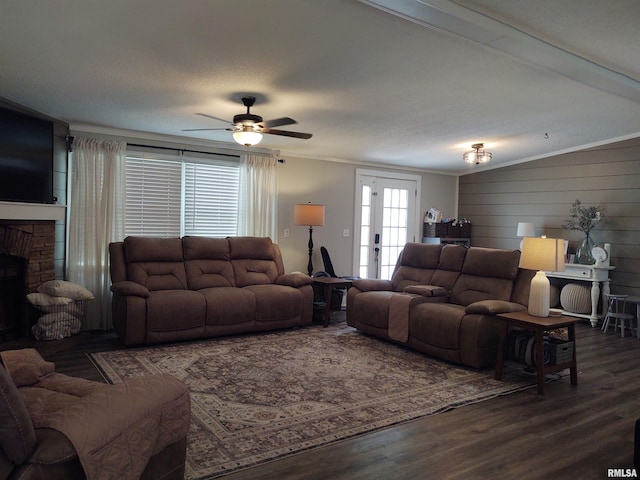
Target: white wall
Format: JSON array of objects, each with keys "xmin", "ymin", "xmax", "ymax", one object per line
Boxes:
[{"xmin": 276, "ymin": 154, "xmax": 458, "ymax": 275}]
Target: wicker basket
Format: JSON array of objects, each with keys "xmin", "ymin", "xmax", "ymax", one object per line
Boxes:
[
  {"xmin": 31, "ymin": 300, "xmax": 89, "ymax": 341},
  {"xmin": 423, "ymin": 223, "xmax": 436, "ymax": 237},
  {"xmin": 549, "ymin": 339, "xmax": 574, "ymax": 365}
]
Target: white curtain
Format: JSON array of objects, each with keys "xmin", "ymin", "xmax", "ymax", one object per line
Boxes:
[
  {"xmin": 68, "ymin": 137, "xmax": 126, "ymax": 330},
  {"xmin": 237, "ymin": 154, "xmax": 279, "ymax": 240}
]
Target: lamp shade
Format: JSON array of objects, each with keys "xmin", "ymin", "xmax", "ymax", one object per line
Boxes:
[
  {"xmin": 516, "ymin": 222, "xmax": 535, "ymax": 237},
  {"xmin": 519, "ymin": 237, "xmax": 565, "ymax": 317},
  {"xmin": 519, "ymin": 237, "xmax": 565, "ymax": 272},
  {"xmin": 294, "ymin": 204, "xmax": 325, "ymax": 226}
]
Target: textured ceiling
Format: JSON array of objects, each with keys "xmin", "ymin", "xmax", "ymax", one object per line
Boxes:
[{"xmin": 0, "ymin": 0, "xmax": 639, "ymax": 175}]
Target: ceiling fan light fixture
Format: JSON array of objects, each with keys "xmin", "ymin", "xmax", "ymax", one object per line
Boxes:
[
  {"xmin": 463, "ymin": 143, "xmax": 492, "ymax": 164},
  {"xmin": 233, "ymin": 128, "xmax": 263, "ymax": 147}
]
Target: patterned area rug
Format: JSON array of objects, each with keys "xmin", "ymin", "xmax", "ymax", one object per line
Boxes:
[{"xmin": 90, "ymin": 322, "xmax": 536, "ymax": 479}]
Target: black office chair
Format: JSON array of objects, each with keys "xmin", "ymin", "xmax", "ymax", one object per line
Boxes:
[
  {"xmin": 312, "ymin": 247, "xmax": 359, "ymax": 313},
  {"xmin": 320, "ymin": 246, "xmax": 359, "ymax": 280}
]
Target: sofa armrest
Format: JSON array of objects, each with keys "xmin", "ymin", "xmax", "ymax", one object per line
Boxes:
[
  {"xmin": 352, "ymin": 278, "xmax": 393, "ymax": 291},
  {"xmin": 403, "ymin": 285, "xmax": 449, "ymax": 297},
  {"xmin": 276, "ymin": 273, "xmax": 314, "ymax": 288},
  {"xmin": 110, "ymin": 281, "xmax": 150, "ymax": 298},
  {"xmin": 465, "ymin": 300, "xmax": 526, "ymax": 315}
]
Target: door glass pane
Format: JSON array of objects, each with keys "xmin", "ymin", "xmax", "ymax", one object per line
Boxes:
[
  {"xmin": 359, "ymin": 183, "xmax": 373, "ymax": 278},
  {"xmin": 379, "ymin": 187, "xmax": 409, "ymax": 280}
]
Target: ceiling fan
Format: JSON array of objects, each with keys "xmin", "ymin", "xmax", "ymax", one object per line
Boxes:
[{"xmin": 182, "ymin": 96, "xmax": 313, "ymax": 146}]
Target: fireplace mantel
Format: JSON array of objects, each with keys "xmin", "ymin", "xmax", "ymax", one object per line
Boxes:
[{"xmin": 0, "ymin": 201, "xmax": 66, "ymax": 221}]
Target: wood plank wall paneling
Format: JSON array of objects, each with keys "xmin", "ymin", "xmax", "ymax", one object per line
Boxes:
[{"xmin": 458, "ymin": 137, "xmax": 640, "ymax": 297}]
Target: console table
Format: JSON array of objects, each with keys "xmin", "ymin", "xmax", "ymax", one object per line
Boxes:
[{"xmin": 545, "ymin": 264, "xmax": 614, "ymax": 327}]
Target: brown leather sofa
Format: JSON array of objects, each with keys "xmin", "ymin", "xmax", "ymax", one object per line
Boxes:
[
  {"xmin": 347, "ymin": 243, "xmax": 534, "ymax": 368},
  {"xmin": 109, "ymin": 236, "xmax": 314, "ymax": 345},
  {"xmin": 0, "ymin": 348, "xmax": 190, "ymax": 480}
]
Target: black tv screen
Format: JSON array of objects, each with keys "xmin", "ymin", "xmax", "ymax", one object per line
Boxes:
[{"xmin": 0, "ymin": 106, "xmax": 54, "ymax": 204}]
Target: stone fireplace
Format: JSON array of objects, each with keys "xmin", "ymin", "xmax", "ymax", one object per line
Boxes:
[{"xmin": 0, "ymin": 220, "xmax": 56, "ymax": 337}]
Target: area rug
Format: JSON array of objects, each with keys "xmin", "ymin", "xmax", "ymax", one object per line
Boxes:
[{"xmin": 90, "ymin": 323, "xmax": 536, "ymax": 479}]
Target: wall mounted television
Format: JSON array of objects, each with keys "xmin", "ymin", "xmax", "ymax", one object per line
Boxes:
[{"xmin": 0, "ymin": 105, "xmax": 54, "ymax": 204}]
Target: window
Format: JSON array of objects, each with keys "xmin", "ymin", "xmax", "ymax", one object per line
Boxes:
[{"xmin": 124, "ymin": 151, "xmax": 240, "ymax": 237}]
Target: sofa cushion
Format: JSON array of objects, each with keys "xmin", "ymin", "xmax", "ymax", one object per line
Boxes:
[
  {"xmin": 183, "ymin": 236, "xmax": 230, "ymax": 261},
  {"xmin": 403, "ymin": 285, "xmax": 448, "ymax": 297},
  {"xmin": 124, "ymin": 238, "xmax": 188, "ymax": 291},
  {"xmin": 410, "ymin": 303, "xmax": 466, "ymax": 350},
  {"xmin": 438, "ymin": 244, "xmax": 468, "ymax": 271},
  {"xmin": 391, "ymin": 266, "xmax": 437, "ymax": 292},
  {"xmin": 428, "ymin": 244, "xmax": 467, "ymax": 290},
  {"xmin": 0, "ymin": 363, "xmax": 36, "ymax": 464},
  {"xmin": 183, "ymin": 237, "xmax": 234, "ymax": 289},
  {"xmin": 125, "ymin": 236, "xmax": 184, "ymax": 262},
  {"xmin": 245, "ymin": 284, "xmax": 304, "ymax": 322},
  {"xmin": 128, "ymin": 262, "xmax": 189, "ymax": 291},
  {"xmin": 350, "ymin": 291, "xmax": 395, "ymax": 329},
  {"xmin": 397, "ymin": 243, "xmax": 443, "ymax": 269},
  {"xmin": 461, "ymin": 247, "xmax": 520, "ymax": 280},
  {"xmin": 465, "ymin": 300, "xmax": 526, "ymax": 315},
  {"xmin": 229, "ymin": 237, "xmax": 274, "ymax": 260},
  {"xmin": 391, "ymin": 243, "xmax": 442, "ymax": 292},
  {"xmin": 233, "ymin": 259, "xmax": 279, "ymax": 287},
  {"xmin": 449, "ymin": 248, "xmax": 521, "ymax": 307},
  {"xmin": 146, "ymin": 290, "xmax": 206, "ymax": 332},
  {"xmin": 450, "ymin": 275, "xmax": 515, "ymax": 306},
  {"xmin": 199, "ymin": 287, "xmax": 255, "ymax": 325},
  {"xmin": 228, "ymin": 237, "xmax": 280, "ymax": 287}
]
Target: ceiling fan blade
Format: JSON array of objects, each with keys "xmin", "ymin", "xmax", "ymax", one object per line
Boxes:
[
  {"xmin": 181, "ymin": 127, "xmax": 228, "ymax": 132},
  {"xmin": 196, "ymin": 113, "xmax": 230, "ymax": 124},
  {"xmin": 262, "ymin": 128, "xmax": 312, "ymax": 139},
  {"xmin": 262, "ymin": 117, "xmax": 297, "ymax": 128}
]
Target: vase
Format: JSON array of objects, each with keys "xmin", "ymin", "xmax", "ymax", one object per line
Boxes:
[{"xmin": 574, "ymin": 233, "xmax": 595, "ymax": 265}]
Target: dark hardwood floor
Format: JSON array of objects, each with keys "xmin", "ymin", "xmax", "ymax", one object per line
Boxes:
[{"xmin": 2, "ymin": 316, "xmax": 638, "ymax": 480}]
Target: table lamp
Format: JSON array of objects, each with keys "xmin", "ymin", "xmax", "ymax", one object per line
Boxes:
[
  {"xmin": 519, "ymin": 237, "xmax": 565, "ymax": 317},
  {"xmin": 516, "ymin": 222, "xmax": 535, "ymax": 250},
  {"xmin": 294, "ymin": 203, "xmax": 325, "ymax": 276}
]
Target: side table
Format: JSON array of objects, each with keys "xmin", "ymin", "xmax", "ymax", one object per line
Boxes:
[
  {"xmin": 495, "ymin": 311, "xmax": 581, "ymax": 395},
  {"xmin": 312, "ymin": 277, "xmax": 353, "ymax": 327}
]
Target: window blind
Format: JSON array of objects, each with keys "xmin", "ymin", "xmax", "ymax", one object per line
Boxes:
[
  {"xmin": 183, "ymin": 162, "xmax": 239, "ymax": 237},
  {"xmin": 124, "ymin": 153, "xmax": 240, "ymax": 237}
]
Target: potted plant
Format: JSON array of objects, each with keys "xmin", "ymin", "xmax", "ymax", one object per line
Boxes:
[{"xmin": 562, "ymin": 199, "xmax": 604, "ymax": 265}]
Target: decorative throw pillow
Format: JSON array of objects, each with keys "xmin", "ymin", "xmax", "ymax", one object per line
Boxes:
[
  {"xmin": 0, "ymin": 349, "xmax": 55, "ymax": 387},
  {"xmin": 38, "ymin": 280, "xmax": 94, "ymax": 300},
  {"xmin": 26, "ymin": 292, "xmax": 74, "ymax": 313}
]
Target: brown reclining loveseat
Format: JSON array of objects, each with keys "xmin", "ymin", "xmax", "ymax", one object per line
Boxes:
[
  {"xmin": 347, "ymin": 243, "xmax": 534, "ymax": 368},
  {"xmin": 109, "ymin": 236, "xmax": 314, "ymax": 345}
]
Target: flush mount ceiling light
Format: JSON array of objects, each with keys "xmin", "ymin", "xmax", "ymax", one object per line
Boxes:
[
  {"xmin": 463, "ymin": 143, "xmax": 492, "ymax": 165},
  {"xmin": 233, "ymin": 126, "xmax": 263, "ymax": 146}
]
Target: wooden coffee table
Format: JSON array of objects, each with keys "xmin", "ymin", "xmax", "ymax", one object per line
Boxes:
[
  {"xmin": 312, "ymin": 277, "xmax": 353, "ymax": 327},
  {"xmin": 495, "ymin": 310, "xmax": 580, "ymax": 395}
]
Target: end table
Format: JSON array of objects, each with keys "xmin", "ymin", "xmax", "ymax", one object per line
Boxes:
[
  {"xmin": 495, "ymin": 310, "xmax": 580, "ymax": 395},
  {"xmin": 312, "ymin": 277, "xmax": 353, "ymax": 327}
]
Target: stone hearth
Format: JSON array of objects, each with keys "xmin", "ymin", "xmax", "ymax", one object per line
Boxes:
[
  {"xmin": 0, "ymin": 220, "xmax": 56, "ymax": 292},
  {"xmin": 0, "ymin": 220, "xmax": 56, "ymax": 336}
]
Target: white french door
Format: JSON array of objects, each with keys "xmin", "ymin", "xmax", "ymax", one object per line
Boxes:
[{"xmin": 353, "ymin": 170, "xmax": 421, "ymax": 280}]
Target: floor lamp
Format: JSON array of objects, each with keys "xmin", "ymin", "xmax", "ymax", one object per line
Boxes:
[
  {"xmin": 519, "ymin": 237, "xmax": 565, "ymax": 317},
  {"xmin": 294, "ymin": 203, "xmax": 325, "ymax": 276}
]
